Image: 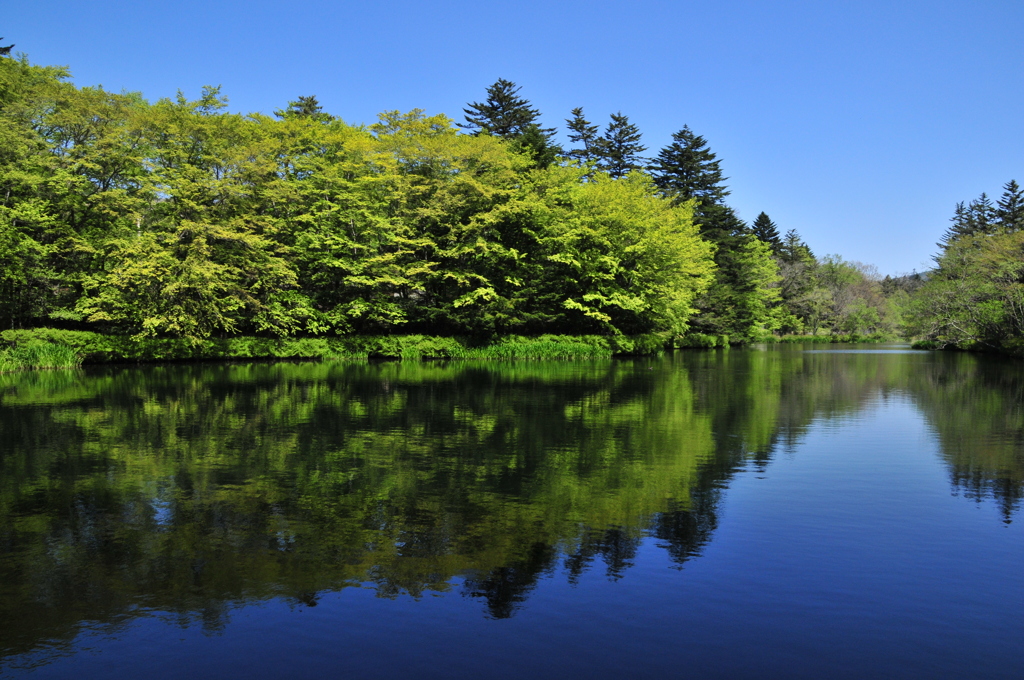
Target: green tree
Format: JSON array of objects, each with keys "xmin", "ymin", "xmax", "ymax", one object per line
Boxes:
[
  {"xmin": 541, "ymin": 171, "xmax": 716, "ymax": 335},
  {"xmin": 774, "ymin": 229, "xmax": 821, "ymax": 333},
  {"xmin": 751, "ymin": 212, "xmax": 782, "ymax": 253},
  {"xmin": 595, "ymin": 112, "xmax": 646, "ymax": 179},
  {"xmin": 565, "ymin": 107, "xmax": 599, "ymax": 166},
  {"xmin": 460, "ymin": 79, "xmax": 558, "ymax": 169},
  {"xmin": 940, "ymin": 193, "xmax": 997, "ymax": 247},
  {"xmin": 460, "ymin": 78, "xmax": 551, "ymax": 140},
  {"xmin": 649, "ymin": 125, "xmax": 729, "ymax": 207},
  {"xmin": 649, "ymin": 124, "xmax": 790, "ymax": 338},
  {"xmin": 76, "ymin": 87, "xmax": 313, "ymax": 341},
  {"xmin": 0, "ymin": 54, "xmax": 148, "ymax": 328},
  {"xmin": 913, "ymin": 230, "xmax": 1024, "ymax": 353},
  {"xmin": 689, "ymin": 235, "xmax": 783, "ymax": 340},
  {"xmin": 995, "ymin": 179, "xmax": 1024, "ymax": 232},
  {"xmin": 274, "ymin": 94, "xmax": 332, "ymax": 122}
]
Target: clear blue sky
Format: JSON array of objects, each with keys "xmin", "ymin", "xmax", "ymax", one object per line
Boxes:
[{"xmin": 8, "ymin": 0, "xmax": 1023, "ymax": 275}]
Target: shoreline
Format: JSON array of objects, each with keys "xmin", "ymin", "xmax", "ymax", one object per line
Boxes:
[{"xmin": 0, "ymin": 329, "xmax": 900, "ymax": 374}]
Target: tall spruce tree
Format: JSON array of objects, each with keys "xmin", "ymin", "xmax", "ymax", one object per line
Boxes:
[
  {"xmin": 995, "ymin": 179, "xmax": 1024, "ymax": 232},
  {"xmin": 595, "ymin": 112, "xmax": 646, "ymax": 179},
  {"xmin": 460, "ymin": 78, "xmax": 553, "ymax": 140},
  {"xmin": 647, "ymin": 124, "xmax": 787, "ymax": 339},
  {"xmin": 649, "ymin": 125, "xmax": 729, "ymax": 206},
  {"xmin": 779, "ymin": 229, "xmax": 814, "ymax": 264},
  {"xmin": 565, "ymin": 107, "xmax": 599, "ymax": 165},
  {"xmin": 649, "ymin": 125, "xmax": 742, "ymax": 243},
  {"xmin": 751, "ymin": 212, "xmax": 782, "ymax": 253},
  {"xmin": 460, "ymin": 79, "xmax": 558, "ymax": 167}
]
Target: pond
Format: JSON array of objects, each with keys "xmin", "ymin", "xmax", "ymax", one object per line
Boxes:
[{"xmin": 1, "ymin": 345, "xmax": 1023, "ymax": 679}]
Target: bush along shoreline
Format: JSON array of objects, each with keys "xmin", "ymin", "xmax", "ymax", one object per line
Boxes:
[{"xmin": 0, "ymin": 329, "xmax": 903, "ymax": 374}]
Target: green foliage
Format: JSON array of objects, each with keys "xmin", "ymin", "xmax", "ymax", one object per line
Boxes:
[
  {"xmin": 912, "ymin": 229, "xmax": 1024, "ymax": 354},
  {"xmin": 691, "ymin": 236, "xmax": 784, "ymax": 341},
  {"xmin": 0, "ymin": 328, "xmax": 677, "ymax": 363},
  {"xmin": 645, "ymin": 124, "xmax": 794, "ymax": 341},
  {"xmin": 565, "ymin": 107, "xmax": 599, "ymax": 166},
  {"xmin": 0, "ymin": 55, "xmax": 720, "ymax": 344},
  {"xmin": 912, "ymin": 179, "xmax": 1024, "ymax": 354},
  {"xmin": 0, "ymin": 340, "xmax": 80, "ymax": 372},
  {"xmin": 751, "ymin": 212, "xmax": 782, "ymax": 253},
  {"xmin": 594, "ymin": 112, "xmax": 646, "ymax": 179},
  {"xmin": 649, "ymin": 125, "xmax": 729, "ymax": 207},
  {"xmin": 11, "ymin": 54, "xmax": 920, "ymax": 355}
]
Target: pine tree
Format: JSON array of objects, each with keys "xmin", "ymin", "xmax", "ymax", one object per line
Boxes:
[
  {"xmin": 995, "ymin": 179, "xmax": 1024, "ymax": 232},
  {"xmin": 649, "ymin": 125, "xmax": 729, "ymax": 206},
  {"xmin": 565, "ymin": 107, "xmax": 599, "ymax": 165},
  {"xmin": 648, "ymin": 123, "xmax": 789, "ymax": 339},
  {"xmin": 595, "ymin": 112, "xmax": 646, "ymax": 179},
  {"xmin": 779, "ymin": 229, "xmax": 814, "ymax": 264},
  {"xmin": 751, "ymin": 212, "xmax": 782, "ymax": 253},
  {"xmin": 460, "ymin": 78, "xmax": 553, "ymax": 140},
  {"xmin": 274, "ymin": 95, "xmax": 330, "ymax": 121},
  {"xmin": 940, "ymin": 193, "xmax": 997, "ymax": 248}
]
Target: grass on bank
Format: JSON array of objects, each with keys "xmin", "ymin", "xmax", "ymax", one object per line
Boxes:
[
  {"xmin": 0, "ymin": 328, "xmax": 901, "ymax": 373},
  {"xmin": 771, "ymin": 333, "xmax": 898, "ymax": 344},
  {"xmin": 0, "ymin": 330, "xmax": 674, "ymax": 368},
  {"xmin": 0, "ymin": 341, "xmax": 82, "ymax": 373}
]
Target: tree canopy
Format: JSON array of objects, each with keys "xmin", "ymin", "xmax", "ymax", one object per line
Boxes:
[{"xmin": 0, "ymin": 58, "xmax": 717, "ymax": 341}]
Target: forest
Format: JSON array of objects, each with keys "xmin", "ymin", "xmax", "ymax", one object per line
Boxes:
[{"xmin": 1, "ymin": 50, "xmax": 1021, "ymax": 364}]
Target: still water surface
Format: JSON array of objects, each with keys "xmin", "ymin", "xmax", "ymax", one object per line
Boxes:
[{"xmin": 1, "ymin": 346, "xmax": 1023, "ymax": 678}]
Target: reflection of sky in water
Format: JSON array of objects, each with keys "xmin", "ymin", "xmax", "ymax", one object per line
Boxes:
[
  {"xmin": 146, "ymin": 479, "xmax": 176, "ymax": 529},
  {"xmin": 151, "ymin": 500, "xmax": 172, "ymax": 528}
]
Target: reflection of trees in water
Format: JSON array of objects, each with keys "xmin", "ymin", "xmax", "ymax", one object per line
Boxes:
[
  {"xmin": 463, "ymin": 542, "xmax": 557, "ymax": 619},
  {"xmin": 905, "ymin": 353, "xmax": 1024, "ymax": 523},
  {"xmin": 951, "ymin": 472, "xmax": 1023, "ymax": 523},
  {"xmin": 653, "ymin": 489, "xmax": 720, "ymax": 566},
  {"xmin": 0, "ymin": 360, "xmax": 725, "ymax": 649},
  {"xmin": 1, "ymin": 348, "xmax": 1022, "ymax": 651}
]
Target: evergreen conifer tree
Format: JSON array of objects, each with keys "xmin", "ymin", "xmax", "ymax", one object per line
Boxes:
[
  {"xmin": 274, "ymin": 95, "xmax": 331, "ymax": 121},
  {"xmin": 779, "ymin": 229, "xmax": 814, "ymax": 264},
  {"xmin": 595, "ymin": 112, "xmax": 646, "ymax": 179},
  {"xmin": 649, "ymin": 125, "xmax": 729, "ymax": 206},
  {"xmin": 940, "ymin": 193, "xmax": 998, "ymax": 248},
  {"xmin": 995, "ymin": 179, "xmax": 1024, "ymax": 232},
  {"xmin": 751, "ymin": 212, "xmax": 782, "ymax": 253},
  {"xmin": 565, "ymin": 107, "xmax": 599, "ymax": 165},
  {"xmin": 460, "ymin": 78, "xmax": 553, "ymax": 140}
]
